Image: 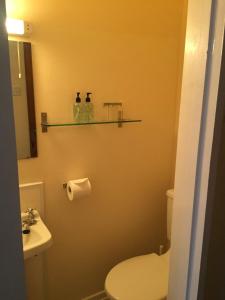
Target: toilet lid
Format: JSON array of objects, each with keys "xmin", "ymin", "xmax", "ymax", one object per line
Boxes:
[{"xmin": 105, "ymin": 253, "xmax": 169, "ymax": 300}]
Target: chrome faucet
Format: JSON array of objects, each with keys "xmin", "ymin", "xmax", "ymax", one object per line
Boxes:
[
  {"xmin": 24, "ymin": 208, "xmax": 37, "ymax": 225},
  {"xmin": 21, "ymin": 208, "xmax": 37, "ymax": 234}
]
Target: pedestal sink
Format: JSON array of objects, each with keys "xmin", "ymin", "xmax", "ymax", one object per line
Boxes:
[{"xmin": 21, "ymin": 211, "xmax": 53, "ymax": 260}]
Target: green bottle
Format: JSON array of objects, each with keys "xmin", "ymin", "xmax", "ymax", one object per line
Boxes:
[
  {"xmin": 73, "ymin": 92, "xmax": 82, "ymax": 122},
  {"xmin": 84, "ymin": 92, "xmax": 94, "ymax": 122}
]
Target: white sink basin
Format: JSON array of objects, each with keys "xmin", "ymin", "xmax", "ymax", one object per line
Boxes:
[{"xmin": 21, "ymin": 212, "xmax": 53, "ymax": 260}]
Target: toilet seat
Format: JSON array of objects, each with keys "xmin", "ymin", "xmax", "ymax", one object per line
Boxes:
[{"xmin": 105, "ymin": 252, "xmax": 169, "ymax": 300}]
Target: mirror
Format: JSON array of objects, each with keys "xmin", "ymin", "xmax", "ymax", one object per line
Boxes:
[{"xmin": 8, "ymin": 41, "xmax": 37, "ymax": 159}]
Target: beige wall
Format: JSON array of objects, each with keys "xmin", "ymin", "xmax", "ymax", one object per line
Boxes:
[{"xmin": 7, "ymin": 0, "xmax": 187, "ymax": 299}]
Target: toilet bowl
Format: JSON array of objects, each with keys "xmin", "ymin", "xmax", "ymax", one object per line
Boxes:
[{"xmin": 105, "ymin": 189, "xmax": 174, "ymax": 300}]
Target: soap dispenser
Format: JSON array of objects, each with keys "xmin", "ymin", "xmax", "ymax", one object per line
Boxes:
[
  {"xmin": 73, "ymin": 92, "xmax": 82, "ymax": 122},
  {"xmin": 84, "ymin": 92, "xmax": 94, "ymax": 122}
]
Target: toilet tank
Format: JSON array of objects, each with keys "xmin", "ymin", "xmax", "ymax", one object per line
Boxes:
[{"xmin": 166, "ymin": 189, "xmax": 174, "ymax": 241}]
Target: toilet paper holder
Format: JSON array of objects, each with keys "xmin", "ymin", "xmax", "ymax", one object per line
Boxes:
[
  {"xmin": 63, "ymin": 178, "xmax": 92, "ymax": 201},
  {"xmin": 62, "ymin": 178, "xmax": 90, "ymax": 190},
  {"xmin": 62, "ymin": 179, "xmax": 91, "ymax": 190}
]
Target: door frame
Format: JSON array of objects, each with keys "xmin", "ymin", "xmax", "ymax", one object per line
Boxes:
[
  {"xmin": 168, "ymin": 0, "xmax": 225, "ymax": 299},
  {"xmin": 0, "ymin": 1, "xmax": 26, "ymax": 299}
]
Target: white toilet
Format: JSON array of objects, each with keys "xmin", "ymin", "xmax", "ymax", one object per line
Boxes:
[{"xmin": 105, "ymin": 189, "xmax": 174, "ymax": 300}]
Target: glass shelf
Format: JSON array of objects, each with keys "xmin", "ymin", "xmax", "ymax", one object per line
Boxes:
[{"xmin": 41, "ymin": 113, "xmax": 142, "ymax": 132}]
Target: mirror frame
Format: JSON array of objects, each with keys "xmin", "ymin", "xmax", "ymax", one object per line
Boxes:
[{"xmin": 22, "ymin": 42, "xmax": 37, "ymax": 158}]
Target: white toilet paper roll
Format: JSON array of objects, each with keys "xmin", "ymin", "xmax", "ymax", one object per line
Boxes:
[{"xmin": 66, "ymin": 178, "xmax": 91, "ymax": 201}]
